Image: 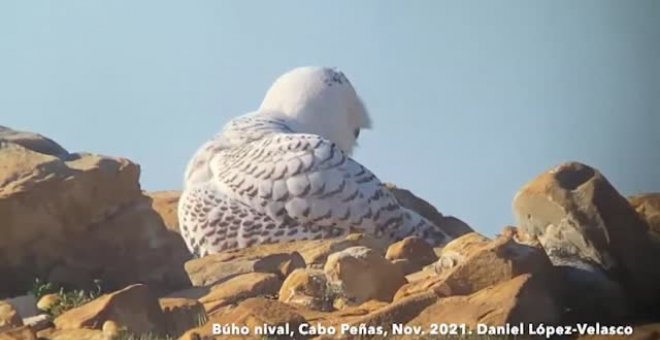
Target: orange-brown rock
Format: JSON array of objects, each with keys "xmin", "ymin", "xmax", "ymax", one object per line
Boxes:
[
  {"xmin": 346, "ymin": 291, "xmax": 440, "ymax": 330},
  {"xmin": 278, "ymin": 269, "xmax": 332, "ymax": 311},
  {"xmin": 181, "ymin": 297, "xmax": 306, "ymax": 340},
  {"xmin": 408, "ymin": 274, "xmax": 560, "ymax": 329},
  {"xmin": 0, "ymin": 302, "xmax": 22, "ymax": 331},
  {"xmin": 159, "ymin": 297, "xmax": 207, "ymax": 337},
  {"xmin": 198, "ymin": 272, "xmax": 282, "ymax": 314},
  {"xmin": 629, "ymin": 193, "xmax": 660, "ymax": 239},
  {"xmin": 0, "ymin": 127, "xmax": 191, "ymax": 297},
  {"xmin": 185, "ymin": 234, "xmax": 385, "ymax": 287},
  {"xmin": 40, "ymin": 328, "xmax": 106, "ymax": 340},
  {"xmin": 0, "ymin": 326, "xmax": 37, "ymax": 340},
  {"xmin": 53, "ymin": 284, "xmax": 165, "ymax": 335},
  {"xmin": 147, "ymin": 190, "xmax": 181, "ymax": 232},
  {"xmin": 433, "ymin": 232, "xmax": 491, "ymax": 272},
  {"xmin": 513, "ymin": 162, "xmax": 660, "ymax": 315},
  {"xmin": 385, "ymin": 237, "xmax": 438, "ymax": 274},
  {"xmin": 324, "ymin": 246, "xmax": 407, "ymax": 305},
  {"xmin": 395, "ymin": 229, "xmax": 554, "ymax": 301},
  {"xmin": 101, "ymin": 320, "xmax": 121, "ymax": 337},
  {"xmin": 253, "ymin": 252, "xmax": 306, "ymax": 279}
]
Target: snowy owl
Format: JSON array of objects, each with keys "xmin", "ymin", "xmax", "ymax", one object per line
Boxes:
[{"xmin": 178, "ymin": 66, "xmax": 451, "ymax": 257}]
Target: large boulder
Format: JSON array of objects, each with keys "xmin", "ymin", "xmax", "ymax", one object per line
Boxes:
[
  {"xmin": 324, "ymin": 246, "xmax": 407, "ymax": 305},
  {"xmin": 407, "ymin": 274, "xmax": 561, "ymax": 330},
  {"xmin": 0, "ymin": 302, "xmax": 22, "ymax": 331},
  {"xmin": 0, "ymin": 127, "xmax": 191, "ymax": 297},
  {"xmin": 513, "ymin": 162, "xmax": 660, "ymax": 319},
  {"xmin": 394, "ymin": 228, "xmax": 556, "ymax": 302},
  {"xmin": 385, "ymin": 236, "xmax": 438, "ymax": 275},
  {"xmin": 53, "ymin": 284, "xmax": 165, "ymax": 335}
]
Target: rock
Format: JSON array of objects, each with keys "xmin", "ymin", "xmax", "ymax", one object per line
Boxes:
[
  {"xmin": 21, "ymin": 314, "xmax": 51, "ymax": 332},
  {"xmin": 278, "ymin": 269, "xmax": 333, "ymax": 311},
  {"xmin": 385, "ymin": 183, "xmax": 473, "ymax": 238},
  {"xmin": 0, "ymin": 127, "xmax": 191, "ymax": 297},
  {"xmin": 390, "ymin": 259, "xmax": 420, "ymax": 276},
  {"xmin": 324, "ymin": 246, "xmax": 407, "ymax": 305},
  {"xmin": 181, "ymin": 297, "xmax": 306, "ymax": 340},
  {"xmin": 147, "ymin": 190, "xmax": 181, "ymax": 232},
  {"xmin": 37, "ymin": 294, "xmax": 61, "ymax": 312},
  {"xmin": 385, "ymin": 237, "xmax": 438, "ymax": 274},
  {"xmin": 101, "ymin": 320, "xmax": 121, "ymax": 337},
  {"xmin": 53, "ymin": 284, "xmax": 165, "ymax": 335},
  {"xmin": 0, "ymin": 326, "xmax": 37, "ymax": 340},
  {"xmin": 185, "ymin": 234, "xmax": 385, "ymax": 287},
  {"xmin": 86, "ymin": 193, "xmax": 192, "ymax": 294},
  {"xmin": 184, "ymin": 257, "xmax": 257, "ymax": 288},
  {"xmin": 165, "ymin": 286, "xmax": 211, "ymax": 301},
  {"xmin": 0, "ymin": 125, "xmax": 68, "ymax": 157},
  {"xmin": 42, "ymin": 328, "xmax": 106, "ymax": 340},
  {"xmin": 159, "ymin": 298, "xmax": 206, "ymax": 337},
  {"xmin": 198, "ymin": 272, "xmax": 282, "ymax": 314},
  {"xmin": 253, "ymin": 252, "xmax": 306, "ymax": 279},
  {"xmin": 395, "ymin": 229, "xmax": 555, "ymax": 301},
  {"xmin": 513, "ymin": 162, "xmax": 660, "ymax": 316},
  {"xmin": 407, "ymin": 274, "xmax": 560, "ymax": 329},
  {"xmin": 345, "ymin": 292, "xmax": 440, "ymax": 329},
  {"xmin": 0, "ymin": 302, "xmax": 22, "ymax": 331},
  {"xmin": 629, "ymin": 193, "xmax": 660, "ymax": 239},
  {"xmin": 435, "ymin": 232, "xmax": 491, "ymax": 270},
  {"xmin": 404, "ymin": 266, "xmax": 437, "ymax": 284}
]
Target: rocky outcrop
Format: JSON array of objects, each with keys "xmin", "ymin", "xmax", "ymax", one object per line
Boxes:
[
  {"xmin": 407, "ymin": 274, "xmax": 560, "ymax": 328},
  {"xmin": 0, "ymin": 127, "xmax": 191, "ymax": 297},
  {"xmin": 395, "ymin": 229, "xmax": 555, "ymax": 301},
  {"xmin": 53, "ymin": 284, "xmax": 165, "ymax": 334},
  {"xmin": 2, "ymin": 127, "xmax": 659, "ymax": 338},
  {"xmin": 513, "ymin": 162, "xmax": 660, "ymax": 320},
  {"xmin": 184, "ymin": 234, "xmax": 386, "ymax": 287}
]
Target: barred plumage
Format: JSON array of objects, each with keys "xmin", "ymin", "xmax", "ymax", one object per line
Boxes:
[{"xmin": 178, "ymin": 67, "xmax": 451, "ymax": 256}]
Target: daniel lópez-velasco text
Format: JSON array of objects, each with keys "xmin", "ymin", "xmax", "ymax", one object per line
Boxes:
[{"xmin": 212, "ymin": 321, "xmax": 635, "ymax": 338}]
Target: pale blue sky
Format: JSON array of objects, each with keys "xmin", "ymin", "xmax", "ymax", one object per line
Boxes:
[{"xmin": 1, "ymin": 1, "xmax": 658, "ymax": 235}]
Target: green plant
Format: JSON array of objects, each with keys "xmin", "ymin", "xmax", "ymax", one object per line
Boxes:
[
  {"xmin": 30, "ymin": 277, "xmax": 58, "ymax": 298},
  {"xmin": 30, "ymin": 278, "xmax": 104, "ymax": 317}
]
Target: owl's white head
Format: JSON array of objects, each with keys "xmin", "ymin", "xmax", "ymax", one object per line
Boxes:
[{"xmin": 259, "ymin": 66, "xmax": 371, "ymax": 155}]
